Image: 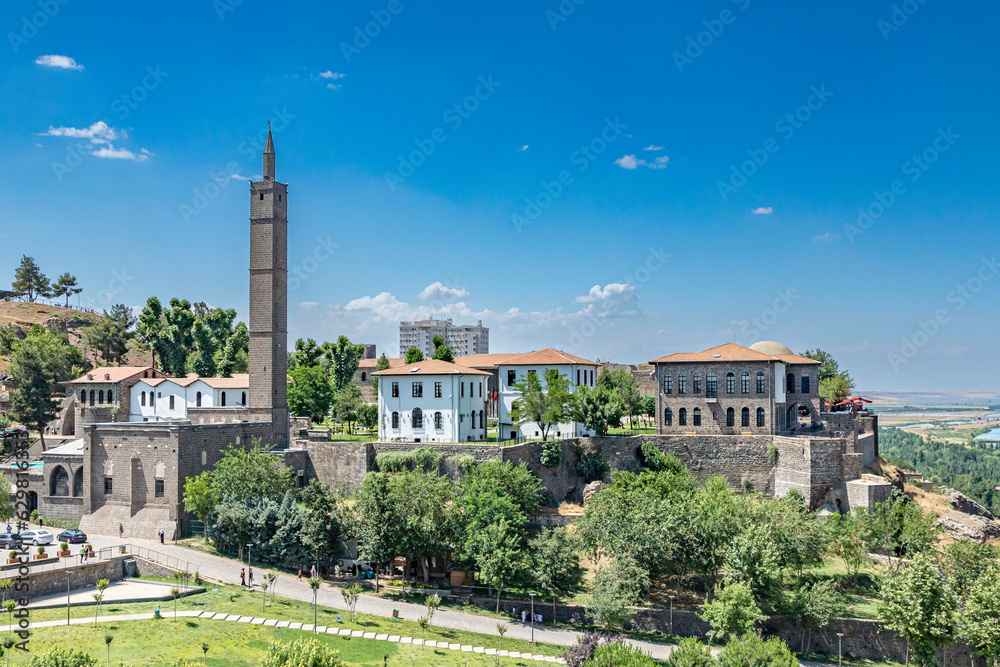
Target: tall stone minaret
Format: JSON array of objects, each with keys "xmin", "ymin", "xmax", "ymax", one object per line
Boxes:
[{"xmin": 249, "ymin": 123, "xmax": 288, "ymax": 447}]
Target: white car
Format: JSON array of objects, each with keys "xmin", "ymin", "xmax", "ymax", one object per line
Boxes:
[{"xmin": 20, "ymin": 530, "xmax": 54, "ymax": 546}]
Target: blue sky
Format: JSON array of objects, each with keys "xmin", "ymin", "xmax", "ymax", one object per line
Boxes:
[{"xmin": 2, "ymin": 1, "xmax": 998, "ymax": 391}]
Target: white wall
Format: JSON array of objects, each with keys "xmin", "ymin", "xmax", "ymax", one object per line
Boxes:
[
  {"xmin": 496, "ymin": 363, "xmax": 597, "ymax": 439},
  {"xmin": 130, "ymin": 380, "xmax": 249, "ymax": 422},
  {"xmin": 378, "ymin": 374, "xmax": 488, "ymax": 443}
]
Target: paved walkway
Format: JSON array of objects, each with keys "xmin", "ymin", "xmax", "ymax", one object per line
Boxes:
[
  {"xmin": 28, "ymin": 609, "xmax": 565, "ymax": 664},
  {"xmin": 28, "ymin": 580, "xmax": 201, "ymax": 609}
]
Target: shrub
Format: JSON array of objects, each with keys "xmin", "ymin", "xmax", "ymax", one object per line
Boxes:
[
  {"xmin": 60, "ymin": 542, "xmax": 68, "ymax": 551},
  {"xmin": 666, "ymin": 637, "xmax": 715, "ymax": 667},
  {"xmin": 540, "ymin": 440, "xmax": 562, "ymax": 467},
  {"xmin": 28, "ymin": 647, "xmax": 99, "ymax": 667},
  {"xmin": 194, "ymin": 570, "xmax": 202, "ymax": 585},
  {"xmin": 638, "ymin": 442, "xmax": 685, "ymax": 474},
  {"xmin": 412, "ymin": 447, "xmax": 442, "ymax": 474},
  {"xmin": 448, "ymin": 453, "xmax": 476, "ymax": 473},
  {"xmin": 375, "ymin": 451, "xmax": 414, "ymax": 473},
  {"xmin": 30, "ymin": 510, "xmax": 38, "ymax": 520},
  {"xmin": 767, "ymin": 443, "xmax": 779, "ymax": 464},
  {"xmin": 740, "ymin": 475, "xmax": 754, "ymax": 493},
  {"xmin": 717, "ymin": 633, "xmax": 798, "ymax": 667},
  {"xmin": 699, "ymin": 580, "xmax": 765, "ymax": 642},
  {"xmin": 577, "ymin": 450, "xmax": 609, "ymax": 483},
  {"xmin": 7, "ymin": 551, "xmax": 15, "ymax": 560},
  {"xmin": 562, "ymin": 632, "xmax": 602, "ymax": 667},
  {"xmin": 260, "ymin": 638, "xmax": 345, "ymax": 667},
  {"xmin": 36, "ymin": 546, "xmax": 45, "ymax": 555},
  {"xmin": 585, "ymin": 640, "xmax": 657, "ymax": 666}
]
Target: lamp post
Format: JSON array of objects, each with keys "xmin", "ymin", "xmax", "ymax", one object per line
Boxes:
[
  {"xmin": 529, "ymin": 593, "xmax": 535, "ymax": 644},
  {"xmin": 246, "ymin": 544, "xmax": 253, "ymax": 588},
  {"xmin": 668, "ymin": 594, "xmax": 675, "ymax": 638},
  {"xmin": 836, "ymin": 632, "xmax": 844, "ymax": 667},
  {"xmin": 66, "ymin": 570, "xmax": 71, "ymax": 626}
]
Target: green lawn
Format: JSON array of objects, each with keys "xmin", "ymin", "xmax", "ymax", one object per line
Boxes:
[{"xmin": 29, "ymin": 580, "xmax": 565, "ymax": 659}]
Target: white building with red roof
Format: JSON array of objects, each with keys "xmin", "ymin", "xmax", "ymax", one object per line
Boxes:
[{"xmin": 129, "ymin": 374, "xmax": 250, "ymax": 422}]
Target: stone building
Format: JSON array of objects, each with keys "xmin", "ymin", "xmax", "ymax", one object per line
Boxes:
[
  {"xmin": 399, "ymin": 318, "xmax": 489, "ymax": 357},
  {"xmin": 64, "ymin": 367, "xmax": 167, "ymax": 433}
]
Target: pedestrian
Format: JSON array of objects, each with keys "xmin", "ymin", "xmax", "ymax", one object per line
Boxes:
[
  {"xmin": 4, "ymin": 524, "xmax": 10, "ymax": 533},
  {"xmin": 521, "ymin": 609, "xmax": 527, "ymax": 624},
  {"xmin": 240, "ymin": 568, "xmax": 246, "ymax": 587},
  {"xmin": 310, "ymin": 564, "xmax": 317, "ymax": 579},
  {"xmin": 248, "ymin": 567, "xmax": 254, "ymax": 587},
  {"xmin": 297, "ymin": 568, "xmax": 303, "ymax": 581},
  {"xmin": 80, "ymin": 545, "xmax": 87, "ymax": 563},
  {"xmin": 118, "ymin": 523, "xmax": 123, "ymax": 539},
  {"xmin": 158, "ymin": 529, "xmax": 164, "ymax": 544},
  {"xmin": 38, "ymin": 517, "xmax": 42, "ymax": 527}
]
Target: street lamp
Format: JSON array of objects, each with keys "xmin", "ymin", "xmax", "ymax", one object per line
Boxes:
[
  {"xmin": 529, "ymin": 593, "xmax": 535, "ymax": 644},
  {"xmin": 246, "ymin": 544, "xmax": 253, "ymax": 588},
  {"xmin": 836, "ymin": 632, "xmax": 844, "ymax": 667},
  {"xmin": 668, "ymin": 594, "xmax": 675, "ymax": 638},
  {"xmin": 65, "ymin": 570, "xmax": 71, "ymax": 626}
]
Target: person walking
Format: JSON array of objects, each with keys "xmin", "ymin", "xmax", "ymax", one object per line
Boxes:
[
  {"xmin": 248, "ymin": 567, "xmax": 254, "ymax": 587},
  {"xmin": 521, "ymin": 609, "xmax": 527, "ymax": 624},
  {"xmin": 297, "ymin": 568, "xmax": 303, "ymax": 581},
  {"xmin": 158, "ymin": 529, "xmax": 164, "ymax": 544},
  {"xmin": 80, "ymin": 545, "xmax": 87, "ymax": 563},
  {"xmin": 240, "ymin": 568, "xmax": 246, "ymax": 587},
  {"xmin": 118, "ymin": 523, "xmax": 123, "ymax": 539},
  {"xmin": 310, "ymin": 564, "xmax": 317, "ymax": 579}
]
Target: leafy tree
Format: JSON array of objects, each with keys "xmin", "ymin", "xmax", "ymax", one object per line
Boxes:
[
  {"xmin": 216, "ymin": 321, "xmax": 249, "ymax": 376},
  {"xmin": 510, "ymin": 369, "xmax": 571, "ymax": 440},
  {"xmin": 12, "ymin": 256, "xmax": 51, "ymax": 302},
  {"xmin": 190, "ymin": 319, "xmax": 217, "ymax": 377},
  {"xmin": 324, "ymin": 336, "xmax": 365, "ymax": 390},
  {"xmin": 826, "ymin": 511, "xmax": 868, "ymax": 585},
  {"xmin": 298, "ymin": 481, "xmax": 344, "ymax": 563},
  {"xmin": 405, "ymin": 347, "xmax": 424, "ymax": 364},
  {"xmin": 699, "ymin": 580, "xmax": 766, "ymax": 642},
  {"xmin": 942, "ymin": 539, "xmax": 997, "ymax": 600},
  {"xmin": 341, "ymin": 584, "xmax": 362, "ymax": 623},
  {"xmin": 27, "ymin": 647, "xmax": 99, "ymax": 667},
  {"xmin": 51, "ymin": 273, "xmax": 82, "ymax": 308},
  {"xmin": 474, "ymin": 519, "xmax": 526, "ymax": 612},
  {"xmin": 84, "ymin": 304, "xmax": 135, "ymax": 366},
  {"xmin": 332, "ymin": 382, "xmax": 363, "ymax": 431},
  {"xmin": 432, "ymin": 335, "xmax": 445, "ymax": 350},
  {"xmin": 530, "ymin": 527, "xmax": 584, "ymax": 621},
  {"xmin": 357, "ymin": 403, "xmax": 378, "ymax": 432},
  {"xmin": 724, "ymin": 523, "xmax": 782, "ymax": 610},
  {"xmin": 432, "ymin": 344, "xmax": 454, "ymax": 362},
  {"xmin": 790, "ymin": 580, "xmax": 841, "ymax": 653},
  {"xmin": 272, "ymin": 491, "xmax": 311, "ymax": 566},
  {"xmin": 291, "ymin": 338, "xmax": 324, "ymax": 370},
  {"xmin": 183, "ymin": 471, "xmax": 217, "ymax": 540},
  {"xmin": 585, "ymin": 640, "xmax": 657, "ymax": 666},
  {"xmin": 717, "ymin": 633, "xmax": 798, "ymax": 667},
  {"xmin": 137, "ymin": 297, "xmax": 168, "ymax": 371},
  {"xmin": 641, "ymin": 394, "xmax": 656, "ymax": 419},
  {"xmin": 598, "ymin": 368, "xmax": 643, "ymax": 428},
  {"xmin": 353, "ymin": 473, "xmax": 403, "ymax": 592},
  {"xmin": 288, "ymin": 365, "xmax": 335, "ymax": 423},
  {"xmin": 571, "ymin": 385, "xmax": 622, "ymax": 436},
  {"xmin": 858, "ymin": 490, "xmax": 940, "ymax": 563},
  {"xmin": 960, "ymin": 564, "xmax": 1000, "ymax": 666},
  {"xmin": 666, "ymin": 638, "xmax": 715, "ymax": 667},
  {"xmin": 588, "ymin": 556, "xmax": 650, "ymax": 630},
  {"xmin": 211, "ymin": 443, "xmax": 294, "ymax": 503},
  {"xmin": 878, "ymin": 552, "xmax": 958, "ymax": 667},
  {"xmin": 802, "ymin": 349, "xmax": 854, "ymax": 403},
  {"xmin": 260, "ymin": 638, "xmax": 345, "ymax": 667},
  {"xmin": 392, "ymin": 471, "xmax": 454, "ymax": 583},
  {"xmin": 372, "ymin": 354, "xmax": 390, "ymax": 397}
]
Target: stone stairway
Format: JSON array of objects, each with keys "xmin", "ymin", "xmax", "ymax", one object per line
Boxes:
[{"xmin": 79, "ymin": 505, "xmax": 176, "ymax": 541}]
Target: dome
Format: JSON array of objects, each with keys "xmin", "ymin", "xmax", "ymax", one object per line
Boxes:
[{"xmin": 749, "ymin": 341, "xmax": 793, "ymax": 356}]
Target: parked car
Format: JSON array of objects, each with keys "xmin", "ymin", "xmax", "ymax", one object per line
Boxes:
[
  {"xmin": 20, "ymin": 530, "xmax": 54, "ymax": 546},
  {"xmin": 0, "ymin": 533, "xmax": 22, "ymax": 549},
  {"xmin": 56, "ymin": 529, "xmax": 87, "ymax": 544}
]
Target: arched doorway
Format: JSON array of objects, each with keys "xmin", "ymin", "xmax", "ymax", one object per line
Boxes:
[
  {"xmin": 73, "ymin": 468, "xmax": 84, "ymax": 497},
  {"xmin": 27, "ymin": 492, "xmax": 38, "ymax": 513}
]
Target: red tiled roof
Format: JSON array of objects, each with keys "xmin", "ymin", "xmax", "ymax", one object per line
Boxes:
[
  {"xmin": 454, "ymin": 353, "xmax": 524, "ymax": 369},
  {"xmin": 358, "ymin": 357, "xmax": 405, "ymax": 369},
  {"xmin": 373, "ymin": 359, "xmax": 489, "ymax": 377},
  {"xmin": 650, "ymin": 343, "xmax": 821, "ymax": 365},
  {"xmin": 136, "ymin": 374, "xmax": 250, "ymax": 388},
  {"xmin": 498, "ymin": 348, "xmax": 599, "ymax": 367},
  {"xmin": 67, "ymin": 367, "xmax": 157, "ymax": 384}
]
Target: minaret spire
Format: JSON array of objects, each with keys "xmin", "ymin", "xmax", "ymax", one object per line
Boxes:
[{"xmin": 263, "ymin": 121, "xmax": 275, "ymax": 181}]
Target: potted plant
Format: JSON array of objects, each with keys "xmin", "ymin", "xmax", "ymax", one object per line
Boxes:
[
  {"xmin": 6, "ymin": 551, "xmax": 18, "ymax": 565},
  {"xmin": 33, "ymin": 545, "xmax": 46, "ymax": 561},
  {"xmin": 57, "ymin": 542, "xmax": 71, "ymax": 558}
]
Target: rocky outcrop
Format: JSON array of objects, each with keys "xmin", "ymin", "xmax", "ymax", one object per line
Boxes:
[
  {"xmin": 583, "ymin": 481, "xmax": 603, "ymax": 506},
  {"xmin": 937, "ymin": 511, "xmax": 1000, "ymax": 543},
  {"xmin": 940, "ymin": 487, "xmax": 996, "ymax": 520}
]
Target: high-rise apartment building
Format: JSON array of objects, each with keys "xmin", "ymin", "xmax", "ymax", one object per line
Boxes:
[{"xmin": 399, "ymin": 319, "xmax": 489, "ymax": 357}]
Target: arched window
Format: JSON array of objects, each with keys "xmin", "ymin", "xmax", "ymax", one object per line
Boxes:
[
  {"xmin": 221, "ymin": 391, "xmax": 227, "ymax": 407},
  {"xmin": 664, "ymin": 408, "xmax": 672, "ymax": 426},
  {"xmin": 150, "ymin": 392, "xmax": 155, "ymax": 407},
  {"xmin": 757, "ymin": 407, "xmax": 766, "ymax": 427},
  {"xmin": 726, "ymin": 408, "xmax": 735, "ymax": 427},
  {"xmin": 80, "ymin": 390, "xmax": 86, "ymax": 403},
  {"xmin": 756, "ymin": 371, "xmax": 766, "ymax": 393},
  {"xmin": 73, "ymin": 467, "xmax": 83, "ymax": 496},
  {"xmin": 693, "ymin": 373, "xmax": 702, "ymax": 394},
  {"xmin": 693, "ymin": 407, "xmax": 702, "ymax": 426},
  {"xmin": 678, "ymin": 373, "xmax": 687, "ymax": 394},
  {"xmin": 480, "ymin": 410, "xmax": 485, "ymax": 429},
  {"xmin": 741, "ymin": 407, "xmax": 750, "ymax": 427},
  {"xmin": 241, "ymin": 392, "xmax": 247, "ymax": 405},
  {"xmin": 434, "ymin": 412, "xmax": 443, "ymax": 429},
  {"xmin": 412, "ymin": 408, "xmax": 423, "ymax": 429},
  {"xmin": 98, "ymin": 390, "xmax": 104, "ymax": 404},
  {"xmin": 89, "ymin": 390, "xmax": 95, "ymax": 406},
  {"xmin": 108, "ymin": 389, "xmax": 113, "ymax": 403},
  {"xmin": 196, "ymin": 392, "xmax": 202, "ymax": 408},
  {"xmin": 726, "ymin": 372, "xmax": 735, "ymax": 394},
  {"xmin": 50, "ymin": 466, "xmax": 70, "ymax": 497},
  {"xmin": 141, "ymin": 391, "xmax": 146, "ymax": 407},
  {"xmin": 706, "ymin": 372, "xmax": 718, "ymax": 398},
  {"xmin": 741, "ymin": 372, "xmax": 750, "ymax": 394},
  {"xmin": 471, "ymin": 411, "xmax": 476, "ymax": 429},
  {"xmin": 678, "ymin": 408, "xmax": 687, "ymax": 426},
  {"xmin": 361, "ymin": 372, "xmax": 367, "ymax": 382},
  {"xmin": 786, "ymin": 373, "xmax": 795, "ymax": 394},
  {"xmin": 801, "ymin": 375, "xmax": 810, "ymax": 394},
  {"xmin": 391, "ymin": 412, "xmax": 400, "ymax": 429},
  {"xmin": 662, "ymin": 374, "xmax": 672, "ymax": 395}
]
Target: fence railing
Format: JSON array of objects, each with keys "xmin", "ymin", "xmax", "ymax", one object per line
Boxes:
[{"xmin": 127, "ymin": 545, "xmax": 198, "ymax": 574}]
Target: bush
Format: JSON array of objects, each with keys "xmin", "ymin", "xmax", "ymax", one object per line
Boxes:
[
  {"xmin": 448, "ymin": 453, "xmax": 476, "ymax": 473},
  {"xmin": 30, "ymin": 510, "xmax": 38, "ymax": 520},
  {"xmin": 638, "ymin": 442, "xmax": 685, "ymax": 474},
  {"xmin": 412, "ymin": 447, "xmax": 442, "ymax": 474},
  {"xmin": 699, "ymin": 580, "xmax": 765, "ymax": 642},
  {"xmin": 540, "ymin": 440, "xmax": 562, "ymax": 467},
  {"xmin": 767, "ymin": 443, "xmax": 779, "ymax": 464},
  {"xmin": 60, "ymin": 542, "xmax": 68, "ymax": 551},
  {"xmin": 666, "ymin": 637, "xmax": 715, "ymax": 667},
  {"xmin": 375, "ymin": 451, "xmax": 414, "ymax": 473},
  {"xmin": 717, "ymin": 634, "xmax": 798, "ymax": 667},
  {"xmin": 7, "ymin": 551, "xmax": 15, "ymax": 560},
  {"xmin": 36, "ymin": 546, "xmax": 45, "ymax": 555},
  {"xmin": 584, "ymin": 640, "xmax": 657, "ymax": 666},
  {"xmin": 577, "ymin": 450, "xmax": 609, "ymax": 483},
  {"xmin": 562, "ymin": 632, "xmax": 602, "ymax": 667},
  {"xmin": 260, "ymin": 638, "xmax": 345, "ymax": 667},
  {"xmin": 28, "ymin": 647, "xmax": 99, "ymax": 667}
]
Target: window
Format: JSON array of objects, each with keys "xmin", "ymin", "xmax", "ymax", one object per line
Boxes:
[
  {"xmin": 169, "ymin": 395, "xmax": 175, "ymax": 410},
  {"xmin": 155, "ymin": 480, "xmax": 164, "ymax": 497},
  {"xmin": 801, "ymin": 375, "xmax": 810, "ymax": 394},
  {"xmin": 678, "ymin": 408, "xmax": 687, "ymax": 426},
  {"xmin": 141, "ymin": 392, "xmax": 146, "ymax": 407},
  {"xmin": 786, "ymin": 373, "xmax": 795, "ymax": 394},
  {"xmin": 101, "ymin": 389, "xmax": 106, "ymax": 404},
  {"xmin": 259, "ymin": 192, "xmax": 264, "ymax": 200},
  {"xmin": 741, "ymin": 372, "xmax": 750, "ymax": 394},
  {"xmin": 471, "ymin": 411, "xmax": 476, "ymax": 428},
  {"xmin": 507, "ymin": 370, "xmax": 516, "ymax": 387},
  {"xmin": 391, "ymin": 382, "xmax": 399, "ymax": 398},
  {"xmin": 89, "ymin": 390, "xmax": 95, "ymax": 406},
  {"xmin": 726, "ymin": 372, "xmax": 735, "ymax": 394},
  {"xmin": 434, "ymin": 412, "xmax": 442, "ymax": 429},
  {"xmin": 391, "ymin": 412, "xmax": 399, "ymax": 429},
  {"xmin": 693, "ymin": 373, "xmax": 702, "ymax": 394},
  {"xmin": 664, "ymin": 408, "xmax": 672, "ymax": 426},
  {"xmin": 150, "ymin": 392, "xmax": 155, "ymax": 406},
  {"xmin": 480, "ymin": 410, "xmax": 485, "ymax": 429},
  {"xmin": 434, "ymin": 382, "xmax": 442, "ymax": 398},
  {"xmin": 577, "ymin": 370, "xmax": 581, "ymax": 385},
  {"xmin": 108, "ymin": 390, "xmax": 113, "ymax": 403},
  {"xmin": 461, "ymin": 382, "xmax": 465, "ymax": 398},
  {"xmin": 80, "ymin": 390, "xmax": 86, "ymax": 403},
  {"xmin": 706, "ymin": 372, "xmax": 718, "ymax": 398},
  {"xmin": 412, "ymin": 382, "xmax": 423, "ymax": 398},
  {"xmin": 756, "ymin": 371, "xmax": 766, "ymax": 394},
  {"xmin": 361, "ymin": 372, "xmax": 366, "ymax": 382},
  {"xmin": 104, "ymin": 478, "xmax": 113, "ymax": 495},
  {"xmin": 50, "ymin": 466, "xmax": 69, "ymax": 496},
  {"xmin": 479, "ymin": 383, "xmax": 482, "ymax": 398},
  {"xmin": 693, "ymin": 407, "xmax": 702, "ymax": 426},
  {"xmin": 678, "ymin": 373, "xmax": 687, "ymax": 395},
  {"xmin": 662, "ymin": 374, "xmax": 672, "ymax": 395},
  {"xmin": 757, "ymin": 408, "xmax": 766, "ymax": 427},
  {"xmin": 412, "ymin": 408, "xmax": 423, "ymax": 429},
  {"xmin": 726, "ymin": 408, "xmax": 735, "ymax": 427},
  {"xmin": 196, "ymin": 392, "xmax": 202, "ymax": 407},
  {"xmin": 742, "ymin": 407, "xmax": 750, "ymax": 427},
  {"xmin": 221, "ymin": 391, "xmax": 227, "ymax": 406}
]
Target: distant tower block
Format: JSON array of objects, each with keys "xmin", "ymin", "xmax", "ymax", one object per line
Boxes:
[{"xmin": 249, "ymin": 123, "xmax": 289, "ymax": 446}]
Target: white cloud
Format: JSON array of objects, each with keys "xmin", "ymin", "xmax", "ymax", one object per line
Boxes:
[
  {"xmin": 519, "ymin": 145, "xmax": 529, "ymax": 152},
  {"xmin": 418, "ymin": 282, "xmax": 470, "ymax": 302},
  {"xmin": 643, "ymin": 144, "xmax": 664, "ymax": 152},
  {"xmin": 35, "ymin": 55, "xmax": 84, "ymax": 71},
  {"xmin": 752, "ymin": 206, "xmax": 774, "ymax": 215},
  {"xmin": 326, "ymin": 83, "xmax": 342, "ymax": 90},
  {"xmin": 91, "ymin": 145, "xmax": 149, "ymax": 161},
  {"xmin": 614, "ymin": 154, "xmax": 643, "ymax": 170},
  {"xmin": 812, "ymin": 232, "xmax": 838, "ymax": 243},
  {"xmin": 39, "ymin": 121, "xmax": 118, "ymax": 144},
  {"xmin": 230, "ymin": 173, "xmax": 251, "ymax": 181},
  {"xmin": 319, "ymin": 71, "xmax": 345, "ymax": 80},
  {"xmin": 647, "ymin": 156, "xmax": 670, "ymax": 170},
  {"xmin": 574, "ymin": 283, "xmax": 636, "ymax": 305}
]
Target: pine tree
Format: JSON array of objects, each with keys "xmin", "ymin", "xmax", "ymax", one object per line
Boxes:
[
  {"xmin": 12, "ymin": 256, "xmax": 51, "ymax": 302},
  {"xmin": 51, "ymin": 273, "xmax": 82, "ymax": 308}
]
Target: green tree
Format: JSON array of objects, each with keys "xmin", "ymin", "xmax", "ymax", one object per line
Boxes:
[
  {"xmin": 298, "ymin": 481, "xmax": 344, "ymax": 563},
  {"xmin": 332, "ymin": 382, "xmax": 363, "ymax": 432},
  {"xmin": 878, "ymin": 552, "xmax": 957, "ymax": 666},
  {"xmin": 666, "ymin": 638, "xmax": 715, "ymax": 667},
  {"xmin": 84, "ymin": 304, "xmax": 135, "ymax": 366},
  {"xmin": 718, "ymin": 633, "xmax": 798, "ymax": 667},
  {"xmin": 341, "ymin": 584, "xmax": 362, "ymax": 623},
  {"xmin": 699, "ymin": 580, "xmax": 766, "ymax": 643},
  {"xmin": 392, "ymin": 471, "xmax": 454, "ymax": 583},
  {"xmin": 531, "ymin": 527, "xmax": 584, "ymax": 622},
  {"xmin": 12, "ymin": 256, "xmax": 51, "ymax": 302},
  {"xmin": 292, "ymin": 338, "xmax": 324, "ymax": 370},
  {"xmin": 372, "ymin": 354, "xmax": 390, "ymax": 397},
  {"xmin": 405, "ymin": 347, "xmax": 424, "ymax": 364},
  {"xmin": 260, "ymin": 638, "xmax": 345, "ymax": 667},
  {"xmin": 585, "ymin": 640, "xmax": 657, "ymax": 666},
  {"xmin": 476, "ymin": 519, "xmax": 527, "ymax": 613},
  {"xmin": 432, "ymin": 344, "xmax": 454, "ymax": 362},
  {"xmin": 960, "ymin": 564, "xmax": 1000, "ymax": 667},
  {"xmin": 588, "ymin": 556, "xmax": 650, "ymax": 630},
  {"xmin": 353, "ymin": 473, "xmax": 403, "ymax": 592},
  {"xmin": 216, "ymin": 321, "xmax": 249, "ymax": 376},
  {"xmin": 288, "ymin": 365, "xmax": 335, "ymax": 423},
  {"xmin": 598, "ymin": 369, "xmax": 643, "ymax": 428},
  {"xmin": 324, "ymin": 336, "xmax": 365, "ymax": 391},
  {"xmin": 942, "ymin": 539, "xmax": 997, "ymax": 600},
  {"xmin": 826, "ymin": 511, "xmax": 867, "ymax": 585},
  {"xmin": 183, "ymin": 471, "xmax": 217, "ymax": 540},
  {"xmin": 211, "ymin": 443, "xmax": 294, "ymax": 503},
  {"xmin": 724, "ymin": 523, "xmax": 782, "ymax": 610},
  {"xmin": 27, "ymin": 647, "xmax": 99, "ymax": 667},
  {"xmin": 510, "ymin": 369, "xmax": 571, "ymax": 440},
  {"xmin": 190, "ymin": 319, "xmax": 217, "ymax": 377},
  {"xmin": 571, "ymin": 385, "xmax": 622, "ymax": 436},
  {"xmin": 801, "ymin": 349, "xmax": 854, "ymax": 403},
  {"xmin": 358, "ymin": 403, "xmax": 378, "ymax": 432},
  {"xmin": 790, "ymin": 580, "xmax": 841, "ymax": 654},
  {"xmin": 51, "ymin": 273, "xmax": 82, "ymax": 308},
  {"xmin": 137, "ymin": 297, "xmax": 168, "ymax": 371}
]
